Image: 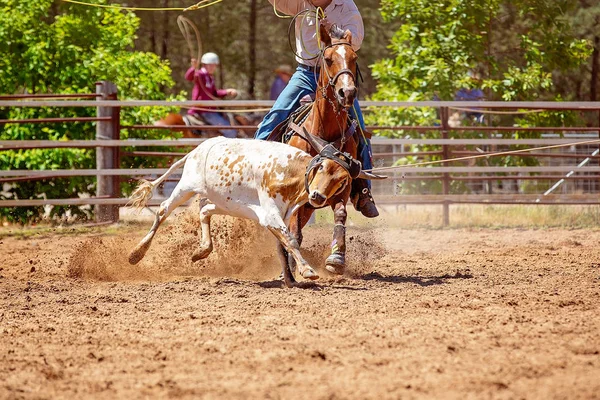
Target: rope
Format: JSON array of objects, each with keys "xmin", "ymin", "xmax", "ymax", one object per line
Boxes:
[
  {"xmin": 61, "ymin": 0, "xmax": 221, "ymax": 12},
  {"xmin": 180, "ymin": 106, "xmax": 272, "ymax": 113},
  {"xmin": 364, "ymin": 138, "xmax": 600, "ymax": 173},
  {"xmin": 272, "ymin": 0, "xmax": 292, "ymax": 18},
  {"xmin": 177, "ymin": 15, "xmax": 202, "ymax": 68},
  {"xmin": 448, "ymin": 106, "xmax": 545, "ymax": 115},
  {"xmin": 177, "ymin": 15, "xmax": 224, "ymax": 103}
]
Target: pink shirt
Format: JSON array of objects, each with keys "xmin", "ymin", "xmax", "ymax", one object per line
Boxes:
[{"xmin": 185, "ymin": 66, "xmax": 228, "ymax": 113}]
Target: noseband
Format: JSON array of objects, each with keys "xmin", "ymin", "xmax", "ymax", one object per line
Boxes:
[{"xmin": 304, "ymin": 144, "xmax": 362, "ymax": 196}]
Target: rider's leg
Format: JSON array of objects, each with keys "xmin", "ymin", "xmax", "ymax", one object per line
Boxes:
[
  {"xmin": 255, "ymin": 66, "xmax": 317, "ymax": 140},
  {"xmin": 201, "ymin": 112, "xmax": 238, "ymax": 138},
  {"xmin": 349, "ymin": 99, "xmax": 379, "ymax": 218}
]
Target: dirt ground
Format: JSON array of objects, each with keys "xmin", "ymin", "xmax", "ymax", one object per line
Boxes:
[{"xmin": 1, "ymin": 210, "xmax": 599, "ymax": 399}]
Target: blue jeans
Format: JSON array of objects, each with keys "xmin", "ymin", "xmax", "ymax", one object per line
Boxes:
[
  {"xmin": 201, "ymin": 112, "xmax": 237, "ymax": 138},
  {"xmin": 255, "ymin": 66, "xmax": 373, "ymax": 176}
]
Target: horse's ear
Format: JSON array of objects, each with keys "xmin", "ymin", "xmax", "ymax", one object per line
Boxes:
[
  {"xmin": 319, "ymin": 23, "xmax": 332, "ymax": 47},
  {"xmin": 343, "ymin": 29, "xmax": 352, "ymax": 45}
]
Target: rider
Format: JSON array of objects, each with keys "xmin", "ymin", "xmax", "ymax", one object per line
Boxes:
[
  {"xmin": 254, "ymin": 0, "xmax": 378, "ymax": 218},
  {"xmin": 185, "ymin": 52, "xmax": 239, "ymax": 138}
]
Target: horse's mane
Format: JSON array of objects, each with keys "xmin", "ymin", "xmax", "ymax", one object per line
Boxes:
[{"xmin": 329, "ymin": 24, "xmax": 346, "ymax": 40}]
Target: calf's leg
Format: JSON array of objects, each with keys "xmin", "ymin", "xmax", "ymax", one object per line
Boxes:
[
  {"xmin": 192, "ymin": 201, "xmax": 219, "ymax": 262},
  {"xmin": 129, "ymin": 188, "xmax": 194, "ymax": 264},
  {"xmin": 287, "ymin": 207, "xmax": 313, "ymax": 275},
  {"xmin": 276, "ymin": 243, "xmax": 296, "ymax": 288},
  {"xmin": 267, "ymin": 224, "xmax": 318, "ymax": 281}
]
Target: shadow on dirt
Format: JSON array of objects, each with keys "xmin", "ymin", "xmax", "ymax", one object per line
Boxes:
[
  {"xmin": 359, "ymin": 270, "xmax": 473, "ymax": 286},
  {"xmin": 256, "ymin": 280, "xmax": 369, "ymax": 291}
]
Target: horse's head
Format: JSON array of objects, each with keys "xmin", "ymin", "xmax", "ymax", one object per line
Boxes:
[{"xmin": 319, "ymin": 23, "xmax": 358, "ymax": 109}]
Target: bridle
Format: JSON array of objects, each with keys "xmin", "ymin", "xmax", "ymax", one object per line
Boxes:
[
  {"xmin": 304, "ymin": 144, "xmax": 362, "ymax": 198},
  {"xmin": 319, "ymin": 42, "xmax": 358, "ymax": 92}
]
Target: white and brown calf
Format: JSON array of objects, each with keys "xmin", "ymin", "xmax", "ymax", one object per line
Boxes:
[{"xmin": 127, "ymin": 137, "xmax": 352, "ymax": 286}]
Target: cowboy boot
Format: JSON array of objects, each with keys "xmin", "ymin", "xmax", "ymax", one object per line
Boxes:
[{"xmin": 351, "ymin": 179, "xmax": 379, "ymax": 218}]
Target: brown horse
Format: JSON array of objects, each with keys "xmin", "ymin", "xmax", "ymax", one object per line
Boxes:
[
  {"xmin": 154, "ymin": 112, "xmax": 260, "ymax": 138},
  {"xmin": 282, "ymin": 24, "xmax": 385, "ymax": 282}
]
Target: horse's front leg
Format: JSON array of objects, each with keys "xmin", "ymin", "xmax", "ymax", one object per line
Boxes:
[{"xmin": 325, "ymin": 201, "xmax": 347, "ymax": 275}]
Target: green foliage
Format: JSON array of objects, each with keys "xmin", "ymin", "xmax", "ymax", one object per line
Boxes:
[
  {"xmin": 0, "ymin": 0, "xmax": 182, "ymax": 224},
  {"xmin": 371, "ymin": 0, "xmax": 591, "ymax": 104},
  {"xmin": 365, "ymin": 0, "xmax": 593, "ymax": 196}
]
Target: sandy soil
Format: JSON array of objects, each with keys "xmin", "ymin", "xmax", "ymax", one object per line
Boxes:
[{"xmin": 1, "ymin": 211, "xmax": 599, "ymax": 399}]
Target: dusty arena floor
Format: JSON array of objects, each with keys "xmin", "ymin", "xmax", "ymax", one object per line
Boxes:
[{"xmin": 1, "ymin": 212, "xmax": 599, "ymax": 399}]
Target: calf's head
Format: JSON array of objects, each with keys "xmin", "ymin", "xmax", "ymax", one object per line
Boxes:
[{"xmin": 306, "ymin": 159, "xmax": 351, "ymax": 208}]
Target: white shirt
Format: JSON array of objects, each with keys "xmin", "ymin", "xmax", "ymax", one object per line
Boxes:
[{"xmin": 269, "ymin": 0, "xmax": 364, "ymax": 67}]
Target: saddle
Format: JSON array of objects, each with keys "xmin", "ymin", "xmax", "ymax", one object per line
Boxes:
[
  {"xmin": 182, "ymin": 113, "xmax": 207, "ymax": 137},
  {"xmin": 266, "ymin": 94, "xmax": 372, "ymax": 146}
]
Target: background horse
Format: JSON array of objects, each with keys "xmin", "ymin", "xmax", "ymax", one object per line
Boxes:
[{"xmin": 154, "ymin": 112, "xmax": 261, "ymax": 138}]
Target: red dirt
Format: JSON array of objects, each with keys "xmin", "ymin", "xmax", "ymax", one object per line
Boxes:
[{"xmin": 1, "ymin": 212, "xmax": 599, "ymax": 399}]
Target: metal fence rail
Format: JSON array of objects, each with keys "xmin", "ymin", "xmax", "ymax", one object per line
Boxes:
[{"xmin": 2, "ymin": 84, "xmax": 600, "ymax": 225}]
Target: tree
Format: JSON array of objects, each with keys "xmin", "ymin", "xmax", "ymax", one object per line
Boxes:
[
  {"xmin": 0, "ymin": 0, "xmax": 182, "ymax": 224},
  {"xmin": 365, "ymin": 0, "xmax": 593, "ymax": 196},
  {"xmin": 129, "ymin": 0, "xmax": 393, "ymax": 100},
  {"xmin": 369, "ymin": 0, "xmax": 591, "ymax": 107},
  {"xmin": 554, "ymin": 1, "xmax": 600, "ymax": 101}
]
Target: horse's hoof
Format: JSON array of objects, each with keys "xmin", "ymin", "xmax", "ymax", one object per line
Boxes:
[
  {"xmin": 301, "ymin": 267, "xmax": 319, "ymax": 280},
  {"xmin": 191, "ymin": 244, "xmax": 213, "ymax": 262},
  {"xmin": 325, "ymin": 253, "xmax": 345, "ymax": 275}
]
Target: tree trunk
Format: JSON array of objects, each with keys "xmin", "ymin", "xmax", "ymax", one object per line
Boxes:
[
  {"xmin": 248, "ymin": 0, "xmax": 258, "ymax": 99},
  {"xmin": 591, "ymin": 35, "xmax": 599, "ymax": 101},
  {"xmin": 161, "ymin": 0, "xmax": 169, "ymax": 60},
  {"xmin": 149, "ymin": 9, "xmax": 157, "ymax": 55}
]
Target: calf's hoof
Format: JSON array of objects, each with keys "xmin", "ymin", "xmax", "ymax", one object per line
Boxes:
[
  {"xmin": 128, "ymin": 249, "xmax": 144, "ymax": 265},
  {"xmin": 191, "ymin": 244, "xmax": 213, "ymax": 262},
  {"xmin": 325, "ymin": 253, "xmax": 345, "ymax": 275},
  {"xmin": 301, "ymin": 267, "xmax": 319, "ymax": 281}
]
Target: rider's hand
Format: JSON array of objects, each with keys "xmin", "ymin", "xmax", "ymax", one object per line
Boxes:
[
  {"xmin": 191, "ymin": 58, "xmax": 199, "ymax": 69},
  {"xmin": 226, "ymin": 89, "xmax": 238, "ymax": 97},
  {"xmin": 320, "ymin": 17, "xmax": 334, "ymax": 32}
]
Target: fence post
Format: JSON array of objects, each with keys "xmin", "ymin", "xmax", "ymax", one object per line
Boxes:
[
  {"xmin": 95, "ymin": 81, "xmax": 120, "ymax": 223},
  {"xmin": 440, "ymin": 106, "xmax": 450, "ymax": 227}
]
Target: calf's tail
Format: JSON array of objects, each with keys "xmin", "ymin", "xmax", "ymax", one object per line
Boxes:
[{"xmin": 128, "ymin": 153, "xmax": 190, "ymax": 211}]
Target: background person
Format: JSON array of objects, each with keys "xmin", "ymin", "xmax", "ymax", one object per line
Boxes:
[
  {"xmin": 185, "ymin": 52, "xmax": 238, "ymax": 138},
  {"xmin": 270, "ymin": 64, "xmax": 294, "ymax": 100}
]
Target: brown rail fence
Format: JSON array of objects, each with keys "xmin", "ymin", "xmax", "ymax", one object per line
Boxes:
[{"xmin": 2, "ymin": 81, "xmax": 600, "ymax": 225}]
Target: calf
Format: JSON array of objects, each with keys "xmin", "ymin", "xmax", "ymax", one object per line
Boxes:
[{"xmin": 128, "ymin": 137, "xmax": 360, "ymax": 287}]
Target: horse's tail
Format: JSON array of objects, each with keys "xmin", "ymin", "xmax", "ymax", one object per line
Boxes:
[{"xmin": 128, "ymin": 153, "xmax": 190, "ymax": 211}]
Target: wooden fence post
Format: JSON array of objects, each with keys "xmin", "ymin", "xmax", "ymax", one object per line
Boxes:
[
  {"xmin": 440, "ymin": 106, "xmax": 450, "ymax": 227},
  {"xmin": 95, "ymin": 81, "xmax": 120, "ymax": 223}
]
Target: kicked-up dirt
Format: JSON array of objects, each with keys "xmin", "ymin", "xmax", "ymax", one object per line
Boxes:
[{"xmin": 0, "ymin": 210, "xmax": 599, "ymax": 399}]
